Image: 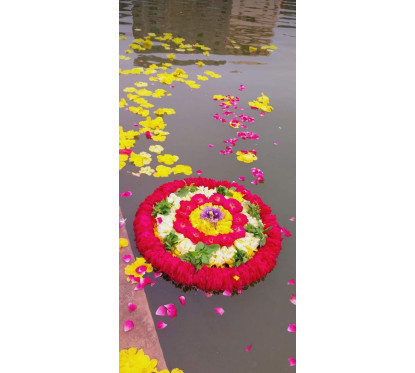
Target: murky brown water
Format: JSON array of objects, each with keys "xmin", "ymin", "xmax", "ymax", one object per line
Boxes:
[{"xmin": 120, "ymin": 0, "xmax": 295, "ymax": 371}]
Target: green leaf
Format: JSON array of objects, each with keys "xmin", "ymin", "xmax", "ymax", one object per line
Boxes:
[
  {"xmin": 162, "ymin": 230, "xmax": 179, "ymax": 252},
  {"xmin": 195, "ymin": 242, "xmax": 205, "ymax": 252},
  {"xmin": 247, "ymin": 202, "xmax": 261, "ymax": 220},
  {"xmin": 151, "ymin": 199, "xmax": 174, "ymax": 217},
  {"xmin": 175, "ymin": 184, "xmax": 199, "ymax": 198},
  {"xmin": 216, "ymin": 186, "xmax": 228, "ymax": 196}
]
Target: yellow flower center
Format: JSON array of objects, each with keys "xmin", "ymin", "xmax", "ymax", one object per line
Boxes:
[{"xmin": 189, "ymin": 203, "xmax": 233, "ymax": 235}]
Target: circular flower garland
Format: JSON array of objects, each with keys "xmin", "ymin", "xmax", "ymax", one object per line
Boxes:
[{"xmin": 134, "ymin": 177, "xmax": 282, "ymax": 292}]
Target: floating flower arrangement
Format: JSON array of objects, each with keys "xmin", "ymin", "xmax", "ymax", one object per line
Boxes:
[{"xmin": 134, "ymin": 177, "xmax": 283, "ymax": 292}]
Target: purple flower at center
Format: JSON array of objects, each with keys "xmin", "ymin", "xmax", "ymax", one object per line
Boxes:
[{"xmin": 200, "ymin": 206, "xmax": 224, "ymax": 227}]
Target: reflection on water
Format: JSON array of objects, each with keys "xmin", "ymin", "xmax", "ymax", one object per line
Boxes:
[{"xmin": 122, "ymin": 0, "xmax": 286, "ymax": 56}]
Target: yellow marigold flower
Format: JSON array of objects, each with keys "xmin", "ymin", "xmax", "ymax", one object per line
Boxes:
[
  {"xmin": 152, "ymin": 129, "xmax": 170, "ymax": 142},
  {"xmin": 149, "ymin": 145, "xmax": 164, "ymax": 154},
  {"xmin": 185, "ymin": 80, "xmax": 200, "ymax": 89},
  {"xmin": 119, "ymin": 127, "xmax": 139, "ymax": 149},
  {"xmin": 131, "ymin": 67, "xmax": 144, "ymax": 74},
  {"xmin": 139, "ymin": 166, "xmax": 155, "ymax": 176},
  {"xmin": 134, "ymin": 82, "xmax": 148, "ymax": 88},
  {"xmin": 163, "ymin": 62, "xmax": 172, "ymax": 67},
  {"xmin": 175, "ymin": 48, "xmax": 185, "ymax": 52},
  {"xmin": 172, "ymin": 164, "xmax": 192, "ymax": 175},
  {"xmin": 147, "ymin": 32, "xmax": 156, "ymax": 37},
  {"xmin": 129, "ymin": 106, "xmax": 150, "ymax": 117},
  {"xmin": 249, "ymin": 46, "xmax": 258, "ymax": 53},
  {"xmin": 195, "ymin": 61, "xmax": 205, "ymax": 67},
  {"xmin": 129, "ymin": 152, "xmax": 152, "ymax": 167},
  {"xmin": 154, "ymin": 108, "xmax": 176, "ymax": 116},
  {"xmin": 149, "ymin": 76, "xmax": 159, "ymax": 81},
  {"xmin": 125, "ymin": 49, "xmax": 132, "ymax": 54},
  {"xmin": 154, "ymin": 165, "xmax": 173, "ymax": 177},
  {"xmin": 135, "ymin": 88, "xmax": 153, "ymax": 96},
  {"xmin": 142, "ymin": 38, "xmax": 153, "ymax": 49},
  {"xmin": 119, "ymin": 35, "xmax": 126, "ymax": 40},
  {"xmin": 119, "ymin": 154, "xmax": 128, "ymax": 170},
  {"xmin": 204, "ymin": 70, "xmax": 221, "ymax": 78},
  {"xmin": 157, "ymin": 73, "xmax": 175, "ymax": 85},
  {"xmin": 203, "ymin": 51, "xmax": 210, "ymax": 56},
  {"xmin": 197, "ymin": 75, "xmax": 209, "ymax": 81},
  {"xmin": 119, "ymin": 98, "xmax": 128, "ymax": 108},
  {"xmin": 130, "ymin": 44, "xmax": 146, "ymax": 51},
  {"xmin": 139, "ymin": 116, "xmax": 166, "ymax": 130},
  {"xmin": 189, "ymin": 203, "xmax": 233, "ymax": 235},
  {"xmin": 172, "ymin": 68, "xmax": 188, "ymax": 78},
  {"xmin": 236, "ymin": 151, "xmax": 258, "ymax": 163},
  {"xmin": 248, "ymin": 92, "xmax": 274, "ymax": 112},
  {"xmin": 119, "ymin": 55, "xmax": 131, "ymax": 60},
  {"xmin": 123, "ymin": 87, "xmax": 137, "ymax": 93},
  {"xmin": 124, "ymin": 258, "xmax": 153, "ymax": 279},
  {"xmin": 166, "ymin": 53, "xmax": 175, "ymax": 61},
  {"xmin": 157, "ymin": 154, "xmax": 179, "ymax": 165},
  {"xmin": 172, "ymin": 37, "xmax": 185, "ymax": 44},
  {"xmin": 261, "ymin": 44, "xmax": 277, "ymax": 50},
  {"xmin": 119, "ymin": 238, "xmax": 129, "ymax": 250},
  {"xmin": 152, "ymin": 89, "xmax": 167, "ymax": 98},
  {"xmin": 213, "ymin": 94, "xmax": 226, "ymax": 100},
  {"xmin": 230, "ymin": 191, "xmax": 245, "ymax": 202}
]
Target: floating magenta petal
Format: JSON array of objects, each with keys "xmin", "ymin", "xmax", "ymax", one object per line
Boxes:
[
  {"xmin": 208, "ymin": 144, "xmax": 214, "ymax": 147},
  {"xmin": 157, "ymin": 321, "xmax": 167, "ymax": 329},
  {"xmin": 128, "ymin": 303, "xmax": 137, "ymax": 312},
  {"xmin": 122, "ymin": 255, "xmax": 132, "ymax": 263},
  {"xmin": 287, "ymin": 279, "xmax": 295, "ymax": 285},
  {"xmin": 165, "ymin": 304, "xmax": 177, "ymax": 318},
  {"xmin": 204, "ymin": 292, "xmax": 213, "ymax": 298},
  {"xmin": 287, "ymin": 324, "xmax": 296, "ymax": 333},
  {"xmin": 215, "ymin": 307, "xmax": 225, "ymax": 316},
  {"xmin": 156, "ymin": 306, "xmax": 166, "ymax": 316},
  {"xmin": 281, "ymin": 227, "xmax": 292, "ymax": 237},
  {"xmin": 178, "ymin": 296, "xmax": 186, "ymax": 306},
  {"xmin": 135, "ymin": 265, "xmax": 148, "ymax": 275},
  {"xmin": 223, "ymin": 290, "xmax": 232, "ymax": 296},
  {"xmin": 288, "ymin": 358, "xmax": 296, "ymax": 366},
  {"xmin": 239, "ymin": 84, "xmax": 246, "ymax": 91},
  {"xmin": 239, "ymin": 176, "xmax": 245, "ymax": 181},
  {"xmin": 290, "ymin": 294, "xmax": 296, "ymax": 305},
  {"xmin": 289, "ymin": 217, "xmax": 296, "ymax": 222},
  {"xmin": 245, "ymin": 345, "xmax": 252, "ymax": 352},
  {"xmin": 120, "ymin": 191, "xmax": 132, "ymax": 197},
  {"xmin": 124, "ymin": 320, "xmax": 134, "ymax": 332},
  {"xmin": 154, "ymin": 271, "xmax": 162, "ymax": 278},
  {"xmin": 196, "ymin": 170, "xmax": 203, "ymax": 175}
]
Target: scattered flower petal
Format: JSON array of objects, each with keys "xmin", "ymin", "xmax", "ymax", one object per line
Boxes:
[
  {"xmin": 154, "ymin": 271, "xmax": 162, "ymax": 278},
  {"xmin": 281, "ymin": 227, "xmax": 292, "ymax": 237},
  {"xmin": 120, "ymin": 190, "xmax": 132, "ymax": 198},
  {"xmin": 215, "ymin": 307, "xmax": 225, "ymax": 316},
  {"xmin": 288, "ymin": 358, "xmax": 296, "ymax": 366},
  {"xmin": 239, "ymin": 84, "xmax": 246, "ymax": 91},
  {"xmin": 289, "ymin": 217, "xmax": 296, "ymax": 222},
  {"xmin": 157, "ymin": 321, "xmax": 167, "ymax": 329},
  {"xmin": 128, "ymin": 303, "xmax": 137, "ymax": 312},
  {"xmin": 208, "ymin": 144, "xmax": 214, "ymax": 148},
  {"xmin": 223, "ymin": 290, "xmax": 232, "ymax": 296},
  {"xmin": 135, "ymin": 265, "xmax": 148, "ymax": 275},
  {"xmin": 233, "ymin": 275, "xmax": 240, "ymax": 281},
  {"xmin": 290, "ymin": 294, "xmax": 296, "ymax": 305},
  {"xmin": 156, "ymin": 306, "xmax": 166, "ymax": 316},
  {"xmin": 245, "ymin": 344, "xmax": 252, "ymax": 352},
  {"xmin": 239, "ymin": 176, "xmax": 245, "ymax": 181},
  {"xmin": 122, "ymin": 255, "xmax": 132, "ymax": 263},
  {"xmin": 178, "ymin": 296, "xmax": 186, "ymax": 306},
  {"xmin": 237, "ymin": 289, "xmax": 243, "ymax": 294},
  {"xmin": 287, "ymin": 324, "xmax": 296, "ymax": 333},
  {"xmin": 124, "ymin": 320, "xmax": 134, "ymax": 332},
  {"xmin": 204, "ymin": 292, "xmax": 213, "ymax": 298},
  {"xmin": 274, "ymin": 142, "xmax": 279, "ymax": 146},
  {"xmin": 288, "ymin": 279, "xmax": 295, "ymax": 285},
  {"xmin": 119, "ymin": 218, "xmax": 127, "ymax": 228},
  {"xmin": 165, "ymin": 304, "xmax": 177, "ymax": 318},
  {"xmin": 196, "ymin": 170, "xmax": 203, "ymax": 175}
]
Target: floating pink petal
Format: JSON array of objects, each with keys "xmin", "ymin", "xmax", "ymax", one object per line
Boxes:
[
  {"xmin": 204, "ymin": 292, "xmax": 213, "ymax": 298},
  {"xmin": 287, "ymin": 279, "xmax": 295, "ymax": 285},
  {"xmin": 170, "ymin": 85, "xmax": 175, "ymax": 88},
  {"xmin": 119, "ymin": 218, "xmax": 126, "ymax": 228},
  {"xmin": 124, "ymin": 320, "xmax": 134, "ymax": 332},
  {"xmin": 239, "ymin": 84, "xmax": 246, "ymax": 91},
  {"xmin": 288, "ymin": 358, "xmax": 296, "ymax": 366},
  {"xmin": 157, "ymin": 321, "xmax": 167, "ymax": 329},
  {"xmin": 281, "ymin": 227, "xmax": 292, "ymax": 237},
  {"xmin": 178, "ymin": 296, "xmax": 186, "ymax": 306},
  {"xmin": 154, "ymin": 271, "xmax": 162, "ymax": 278},
  {"xmin": 122, "ymin": 254, "xmax": 132, "ymax": 263},
  {"xmin": 245, "ymin": 344, "xmax": 252, "ymax": 352},
  {"xmin": 134, "ymin": 277, "xmax": 152, "ymax": 290},
  {"xmin": 196, "ymin": 170, "xmax": 203, "ymax": 175},
  {"xmin": 120, "ymin": 191, "xmax": 132, "ymax": 197},
  {"xmin": 133, "ymin": 123, "xmax": 139, "ymax": 127},
  {"xmin": 150, "ymin": 281, "xmax": 156, "ymax": 286},
  {"xmin": 145, "ymin": 131, "xmax": 153, "ymax": 140},
  {"xmin": 287, "ymin": 324, "xmax": 296, "ymax": 333},
  {"xmin": 237, "ymin": 289, "xmax": 243, "ymax": 294},
  {"xmin": 239, "ymin": 176, "xmax": 245, "ymax": 181},
  {"xmin": 166, "ymin": 306, "xmax": 177, "ymax": 318},
  {"xmin": 289, "ymin": 217, "xmax": 296, "ymax": 222},
  {"xmin": 274, "ymin": 142, "xmax": 279, "ymax": 146},
  {"xmin": 208, "ymin": 144, "xmax": 214, "ymax": 148},
  {"xmin": 215, "ymin": 307, "xmax": 225, "ymax": 316},
  {"xmin": 259, "ymin": 112, "xmax": 265, "ymax": 116},
  {"xmin": 156, "ymin": 306, "xmax": 166, "ymax": 316},
  {"xmin": 290, "ymin": 294, "xmax": 296, "ymax": 305},
  {"xmin": 135, "ymin": 265, "xmax": 147, "ymax": 275},
  {"xmin": 128, "ymin": 303, "xmax": 137, "ymax": 312},
  {"xmin": 223, "ymin": 290, "xmax": 232, "ymax": 296},
  {"xmin": 157, "ymin": 217, "xmax": 163, "ymax": 224}
]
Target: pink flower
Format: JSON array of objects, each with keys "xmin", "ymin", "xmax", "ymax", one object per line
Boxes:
[
  {"xmin": 287, "ymin": 324, "xmax": 296, "ymax": 333},
  {"xmin": 124, "ymin": 320, "xmax": 134, "ymax": 332}
]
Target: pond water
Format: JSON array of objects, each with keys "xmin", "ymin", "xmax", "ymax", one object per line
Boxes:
[{"xmin": 119, "ymin": 0, "xmax": 296, "ymax": 371}]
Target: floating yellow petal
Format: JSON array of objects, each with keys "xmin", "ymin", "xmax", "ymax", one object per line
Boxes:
[
  {"xmin": 139, "ymin": 116, "xmax": 166, "ymax": 130},
  {"xmin": 157, "ymin": 154, "xmax": 179, "ymax": 165},
  {"xmin": 119, "ymin": 154, "xmax": 128, "ymax": 170},
  {"xmin": 204, "ymin": 70, "xmax": 222, "ymax": 78},
  {"xmin": 172, "ymin": 165, "xmax": 192, "ymax": 175},
  {"xmin": 119, "ymin": 238, "xmax": 129, "ymax": 250},
  {"xmin": 197, "ymin": 75, "xmax": 209, "ymax": 81},
  {"xmin": 153, "ymin": 165, "xmax": 173, "ymax": 177},
  {"xmin": 249, "ymin": 46, "xmax": 258, "ymax": 53},
  {"xmin": 154, "ymin": 108, "xmax": 176, "ymax": 116},
  {"xmin": 166, "ymin": 53, "xmax": 175, "ymax": 61},
  {"xmin": 236, "ymin": 151, "xmax": 257, "ymax": 163},
  {"xmin": 129, "ymin": 151, "xmax": 152, "ymax": 167},
  {"xmin": 149, "ymin": 145, "xmax": 164, "ymax": 154},
  {"xmin": 124, "ymin": 258, "xmax": 153, "ymax": 280},
  {"xmin": 119, "ymin": 98, "xmax": 128, "ymax": 108}
]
